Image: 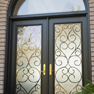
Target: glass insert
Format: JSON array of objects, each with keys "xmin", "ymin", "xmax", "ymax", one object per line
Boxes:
[
  {"xmin": 14, "ymin": 0, "xmax": 85, "ymax": 15},
  {"xmin": 16, "ymin": 26, "xmax": 41, "ymax": 94},
  {"xmin": 55, "ymin": 23, "xmax": 82, "ymax": 94}
]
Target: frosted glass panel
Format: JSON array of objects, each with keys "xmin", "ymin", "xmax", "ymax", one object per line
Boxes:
[
  {"xmin": 14, "ymin": 0, "xmax": 85, "ymax": 15},
  {"xmin": 16, "ymin": 26, "xmax": 41, "ymax": 94},
  {"xmin": 55, "ymin": 23, "xmax": 82, "ymax": 94}
]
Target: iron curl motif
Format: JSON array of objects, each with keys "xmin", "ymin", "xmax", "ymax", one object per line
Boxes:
[
  {"xmin": 55, "ymin": 23, "xmax": 82, "ymax": 94},
  {"xmin": 16, "ymin": 26, "xmax": 41, "ymax": 94}
]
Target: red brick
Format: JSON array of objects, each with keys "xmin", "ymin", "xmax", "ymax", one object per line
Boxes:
[
  {"xmin": 0, "ymin": 3, "xmax": 8, "ymax": 7},
  {"xmin": 0, "ymin": 59, "xmax": 5, "ymax": 63},
  {"xmin": 90, "ymin": 3, "xmax": 94, "ymax": 7},
  {"xmin": 0, "ymin": 64, "xmax": 4, "ymax": 68}
]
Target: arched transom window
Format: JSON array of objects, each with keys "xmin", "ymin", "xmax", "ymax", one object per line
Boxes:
[{"xmin": 14, "ymin": 0, "xmax": 86, "ymax": 15}]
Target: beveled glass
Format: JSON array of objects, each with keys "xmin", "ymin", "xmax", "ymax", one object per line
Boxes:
[
  {"xmin": 14, "ymin": 0, "xmax": 85, "ymax": 15},
  {"xmin": 16, "ymin": 26, "xmax": 41, "ymax": 94},
  {"xmin": 55, "ymin": 23, "xmax": 82, "ymax": 94}
]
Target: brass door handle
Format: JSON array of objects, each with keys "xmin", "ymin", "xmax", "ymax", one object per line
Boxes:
[
  {"xmin": 49, "ymin": 64, "xmax": 54, "ymax": 75},
  {"xmin": 41, "ymin": 64, "xmax": 46, "ymax": 75}
]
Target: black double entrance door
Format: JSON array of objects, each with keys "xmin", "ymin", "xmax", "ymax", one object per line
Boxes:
[{"xmin": 10, "ymin": 17, "xmax": 89, "ymax": 94}]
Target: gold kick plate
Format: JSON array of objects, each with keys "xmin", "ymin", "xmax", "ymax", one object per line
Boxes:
[{"xmin": 49, "ymin": 64, "xmax": 52, "ymax": 75}]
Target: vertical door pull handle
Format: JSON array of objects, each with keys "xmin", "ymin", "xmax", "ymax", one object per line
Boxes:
[
  {"xmin": 41, "ymin": 64, "xmax": 46, "ymax": 75},
  {"xmin": 49, "ymin": 64, "xmax": 52, "ymax": 75},
  {"xmin": 49, "ymin": 64, "xmax": 54, "ymax": 75}
]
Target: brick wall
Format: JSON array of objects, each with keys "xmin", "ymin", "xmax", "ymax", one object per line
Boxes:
[
  {"xmin": 0, "ymin": 0, "xmax": 10, "ymax": 94},
  {"xmin": 0, "ymin": 0, "xmax": 94, "ymax": 94},
  {"xmin": 89, "ymin": 0, "xmax": 94, "ymax": 83}
]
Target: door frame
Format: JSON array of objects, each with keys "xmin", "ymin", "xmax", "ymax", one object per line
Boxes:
[
  {"xmin": 4, "ymin": 0, "xmax": 91, "ymax": 94},
  {"xmin": 5, "ymin": 16, "xmax": 91, "ymax": 94}
]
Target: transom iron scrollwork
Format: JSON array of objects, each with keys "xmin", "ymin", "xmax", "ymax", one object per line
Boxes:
[
  {"xmin": 55, "ymin": 23, "xmax": 82, "ymax": 94},
  {"xmin": 16, "ymin": 26, "xmax": 41, "ymax": 94}
]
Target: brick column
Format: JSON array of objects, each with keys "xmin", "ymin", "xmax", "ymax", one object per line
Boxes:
[
  {"xmin": 0, "ymin": 0, "xmax": 10, "ymax": 94},
  {"xmin": 89, "ymin": 0, "xmax": 94, "ymax": 83}
]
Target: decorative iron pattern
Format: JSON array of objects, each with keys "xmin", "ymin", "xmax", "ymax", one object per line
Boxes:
[
  {"xmin": 16, "ymin": 26, "xmax": 41, "ymax": 94},
  {"xmin": 55, "ymin": 23, "xmax": 82, "ymax": 94}
]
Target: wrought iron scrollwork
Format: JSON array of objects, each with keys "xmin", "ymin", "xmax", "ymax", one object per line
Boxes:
[
  {"xmin": 16, "ymin": 26, "xmax": 41, "ymax": 94},
  {"xmin": 55, "ymin": 23, "xmax": 82, "ymax": 94}
]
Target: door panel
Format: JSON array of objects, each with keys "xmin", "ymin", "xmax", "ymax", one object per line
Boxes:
[
  {"xmin": 49, "ymin": 17, "xmax": 89, "ymax": 94},
  {"xmin": 54, "ymin": 23, "xmax": 82, "ymax": 93},
  {"xmin": 11, "ymin": 19, "xmax": 48, "ymax": 94}
]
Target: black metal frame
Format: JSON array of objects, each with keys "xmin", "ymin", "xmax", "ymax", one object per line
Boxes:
[{"xmin": 4, "ymin": 0, "xmax": 91, "ymax": 94}]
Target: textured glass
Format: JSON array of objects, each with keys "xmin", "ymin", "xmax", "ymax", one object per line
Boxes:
[
  {"xmin": 14, "ymin": 0, "xmax": 85, "ymax": 15},
  {"xmin": 55, "ymin": 23, "xmax": 82, "ymax": 94},
  {"xmin": 16, "ymin": 26, "xmax": 41, "ymax": 94}
]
